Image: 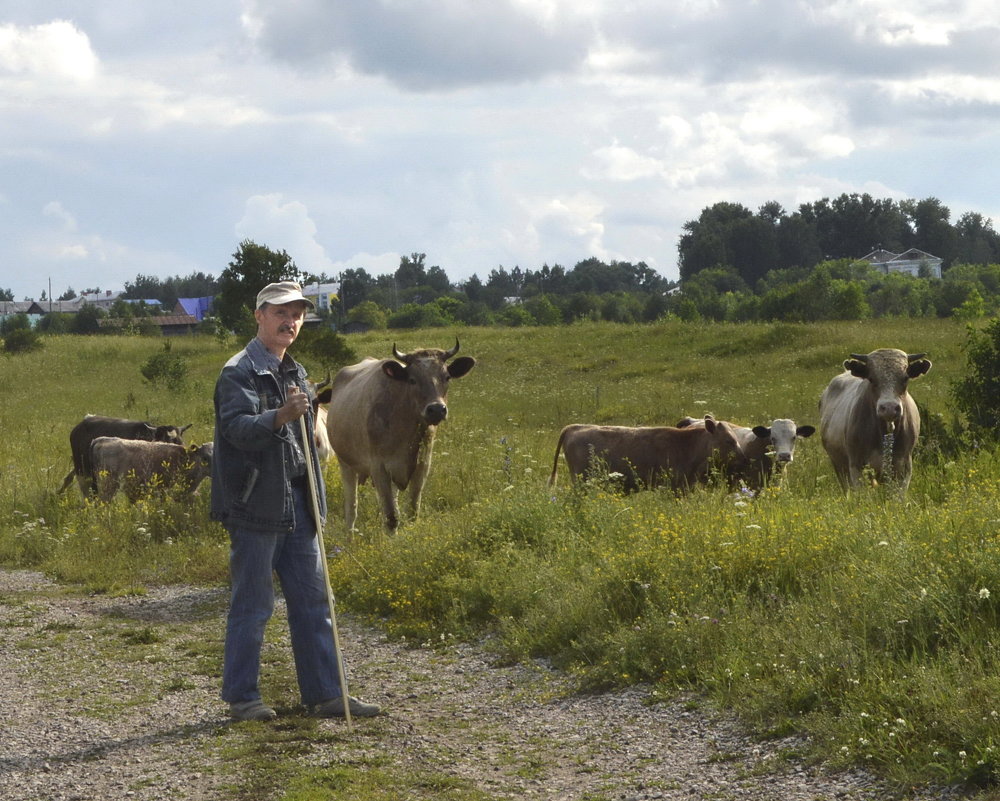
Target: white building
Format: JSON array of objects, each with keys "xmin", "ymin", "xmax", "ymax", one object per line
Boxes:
[
  {"xmin": 302, "ymin": 282, "xmax": 340, "ymax": 314},
  {"xmin": 856, "ymin": 248, "xmax": 943, "ymax": 279}
]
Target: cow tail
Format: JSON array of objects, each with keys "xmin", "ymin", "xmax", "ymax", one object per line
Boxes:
[{"xmin": 549, "ymin": 428, "xmax": 567, "ymax": 487}]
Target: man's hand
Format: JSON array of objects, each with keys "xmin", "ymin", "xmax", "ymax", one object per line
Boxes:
[{"xmin": 274, "ymin": 385, "xmax": 310, "ymax": 429}]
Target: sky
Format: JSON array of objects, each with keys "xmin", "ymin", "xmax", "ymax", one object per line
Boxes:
[{"xmin": 2, "ymin": 1, "xmax": 1000, "ymax": 302}]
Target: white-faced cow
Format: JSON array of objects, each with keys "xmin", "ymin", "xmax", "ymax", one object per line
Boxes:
[
  {"xmin": 59, "ymin": 415, "xmax": 192, "ymax": 496},
  {"xmin": 676, "ymin": 416, "xmax": 815, "ymax": 490},
  {"xmin": 325, "ymin": 341, "xmax": 476, "ymax": 531},
  {"xmin": 548, "ymin": 415, "xmax": 749, "ymax": 493},
  {"xmin": 90, "ymin": 437, "xmax": 214, "ymax": 502},
  {"xmin": 819, "ymin": 348, "xmax": 932, "ymax": 491}
]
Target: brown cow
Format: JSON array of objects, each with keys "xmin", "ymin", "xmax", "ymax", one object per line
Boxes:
[
  {"xmin": 677, "ymin": 416, "xmax": 815, "ymax": 490},
  {"xmin": 59, "ymin": 414, "xmax": 191, "ymax": 496},
  {"xmin": 90, "ymin": 437, "xmax": 214, "ymax": 502},
  {"xmin": 548, "ymin": 415, "xmax": 748, "ymax": 493},
  {"xmin": 819, "ymin": 348, "xmax": 931, "ymax": 491},
  {"xmin": 325, "ymin": 341, "xmax": 475, "ymax": 530}
]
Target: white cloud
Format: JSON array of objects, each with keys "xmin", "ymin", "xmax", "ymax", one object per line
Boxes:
[
  {"xmin": 0, "ymin": 20, "xmax": 98, "ymax": 82},
  {"xmin": 235, "ymin": 194, "xmax": 337, "ymax": 276},
  {"xmin": 42, "ymin": 201, "xmax": 78, "ymax": 232}
]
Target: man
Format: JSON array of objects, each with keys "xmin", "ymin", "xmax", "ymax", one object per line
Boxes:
[{"xmin": 211, "ymin": 280, "xmax": 379, "ymax": 721}]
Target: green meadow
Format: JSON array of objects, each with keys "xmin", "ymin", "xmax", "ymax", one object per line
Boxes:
[{"xmin": 3, "ymin": 318, "xmax": 1000, "ymax": 792}]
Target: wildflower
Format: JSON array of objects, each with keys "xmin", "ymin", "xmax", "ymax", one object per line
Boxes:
[
  {"xmin": 878, "ymin": 540, "xmax": 889, "ymax": 547},
  {"xmin": 746, "ymin": 524, "xmax": 761, "ymax": 530},
  {"xmin": 980, "ymin": 588, "xmax": 991, "ymax": 600}
]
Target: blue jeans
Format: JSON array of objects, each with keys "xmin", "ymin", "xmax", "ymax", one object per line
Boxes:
[{"xmin": 221, "ymin": 485, "xmax": 343, "ymax": 706}]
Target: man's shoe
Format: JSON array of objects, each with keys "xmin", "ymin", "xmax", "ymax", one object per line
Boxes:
[
  {"xmin": 230, "ymin": 699, "xmax": 277, "ymax": 721},
  {"xmin": 314, "ymin": 695, "xmax": 381, "ymax": 718}
]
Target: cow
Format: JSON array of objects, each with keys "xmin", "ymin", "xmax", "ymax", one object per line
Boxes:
[
  {"xmin": 59, "ymin": 415, "xmax": 192, "ymax": 496},
  {"xmin": 676, "ymin": 416, "xmax": 815, "ymax": 490},
  {"xmin": 89, "ymin": 436, "xmax": 214, "ymax": 502},
  {"xmin": 818, "ymin": 348, "xmax": 932, "ymax": 491},
  {"xmin": 325, "ymin": 340, "xmax": 476, "ymax": 531},
  {"xmin": 548, "ymin": 415, "xmax": 749, "ymax": 494}
]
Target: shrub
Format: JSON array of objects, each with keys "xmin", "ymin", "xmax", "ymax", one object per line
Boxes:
[
  {"xmin": 140, "ymin": 341, "xmax": 188, "ymax": 389},
  {"xmin": 951, "ymin": 318, "xmax": 1000, "ymax": 439},
  {"xmin": 2, "ymin": 328, "xmax": 43, "ymax": 354}
]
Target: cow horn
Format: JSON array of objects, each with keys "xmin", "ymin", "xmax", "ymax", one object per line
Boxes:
[
  {"xmin": 392, "ymin": 343, "xmax": 406, "ymax": 361},
  {"xmin": 315, "ymin": 372, "xmax": 333, "ymax": 392},
  {"xmin": 849, "ymin": 353, "xmax": 869, "ymax": 362},
  {"xmin": 907, "ymin": 352, "xmax": 926, "ymax": 361},
  {"xmin": 443, "ymin": 339, "xmax": 460, "ymax": 360}
]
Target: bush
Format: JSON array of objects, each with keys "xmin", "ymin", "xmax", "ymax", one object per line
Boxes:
[
  {"xmin": 951, "ymin": 318, "xmax": 1000, "ymax": 439},
  {"xmin": 294, "ymin": 327, "xmax": 357, "ymax": 371},
  {"xmin": 140, "ymin": 341, "xmax": 188, "ymax": 389},
  {"xmin": 2, "ymin": 328, "xmax": 43, "ymax": 354}
]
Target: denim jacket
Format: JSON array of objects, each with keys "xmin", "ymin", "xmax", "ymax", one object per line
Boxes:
[{"xmin": 210, "ymin": 338, "xmax": 326, "ymax": 533}]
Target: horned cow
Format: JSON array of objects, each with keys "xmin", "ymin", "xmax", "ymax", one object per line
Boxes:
[
  {"xmin": 818, "ymin": 348, "xmax": 931, "ymax": 491},
  {"xmin": 325, "ymin": 340, "xmax": 475, "ymax": 531},
  {"xmin": 90, "ymin": 436, "xmax": 214, "ymax": 502},
  {"xmin": 548, "ymin": 415, "xmax": 749, "ymax": 493}
]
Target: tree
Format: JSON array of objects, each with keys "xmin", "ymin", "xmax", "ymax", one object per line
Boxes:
[
  {"xmin": 216, "ymin": 240, "xmax": 301, "ymax": 332},
  {"xmin": 0, "ymin": 288, "xmax": 13, "ymax": 301},
  {"xmin": 346, "ymin": 300, "xmax": 388, "ymax": 330}
]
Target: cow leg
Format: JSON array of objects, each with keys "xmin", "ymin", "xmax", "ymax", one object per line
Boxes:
[
  {"xmin": 338, "ymin": 462, "xmax": 360, "ymax": 531},
  {"xmin": 371, "ymin": 467, "xmax": 400, "ymax": 531},
  {"xmin": 406, "ymin": 450, "xmax": 433, "ymax": 521}
]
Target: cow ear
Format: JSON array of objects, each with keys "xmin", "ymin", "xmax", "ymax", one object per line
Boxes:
[
  {"xmin": 382, "ymin": 360, "xmax": 408, "ymax": 381},
  {"xmin": 703, "ymin": 417, "xmax": 717, "ymax": 433},
  {"xmin": 187, "ymin": 443, "xmax": 199, "ymax": 453},
  {"xmin": 844, "ymin": 359, "xmax": 868, "ymax": 378},
  {"xmin": 908, "ymin": 358, "xmax": 932, "ymax": 379},
  {"xmin": 447, "ymin": 356, "xmax": 476, "ymax": 379},
  {"xmin": 751, "ymin": 426, "xmax": 771, "ymax": 439},
  {"xmin": 675, "ymin": 417, "xmax": 696, "ymax": 428},
  {"xmin": 797, "ymin": 425, "xmax": 816, "ymax": 438}
]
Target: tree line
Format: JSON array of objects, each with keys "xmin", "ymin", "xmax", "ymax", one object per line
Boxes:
[{"xmin": 7, "ymin": 190, "xmax": 1000, "ymax": 338}]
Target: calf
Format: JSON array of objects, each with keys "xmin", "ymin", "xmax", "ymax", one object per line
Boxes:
[
  {"xmin": 90, "ymin": 436, "xmax": 214, "ymax": 502},
  {"xmin": 677, "ymin": 416, "xmax": 815, "ymax": 490},
  {"xmin": 549, "ymin": 415, "xmax": 748, "ymax": 493},
  {"xmin": 59, "ymin": 415, "xmax": 191, "ymax": 495}
]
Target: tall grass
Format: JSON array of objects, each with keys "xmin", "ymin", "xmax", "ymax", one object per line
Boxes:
[{"xmin": 1, "ymin": 319, "xmax": 996, "ymax": 790}]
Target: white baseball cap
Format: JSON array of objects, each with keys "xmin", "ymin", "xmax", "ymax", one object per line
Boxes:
[{"xmin": 255, "ymin": 281, "xmax": 315, "ymax": 310}]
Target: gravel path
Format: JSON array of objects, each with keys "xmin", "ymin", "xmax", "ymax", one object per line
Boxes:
[{"xmin": 0, "ymin": 569, "xmax": 958, "ymax": 801}]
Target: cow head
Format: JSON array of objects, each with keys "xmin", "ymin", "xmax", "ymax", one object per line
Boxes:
[
  {"xmin": 751, "ymin": 419, "xmax": 815, "ymax": 466},
  {"xmin": 844, "ymin": 349, "xmax": 932, "ymax": 427},
  {"xmin": 155, "ymin": 423, "xmax": 191, "ymax": 445},
  {"xmin": 382, "ymin": 340, "xmax": 476, "ymax": 425}
]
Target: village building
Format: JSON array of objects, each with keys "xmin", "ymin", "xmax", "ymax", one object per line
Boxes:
[{"xmin": 855, "ymin": 248, "xmax": 943, "ymax": 279}]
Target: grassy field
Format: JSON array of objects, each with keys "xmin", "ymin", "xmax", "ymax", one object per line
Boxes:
[{"xmin": 1, "ymin": 318, "xmax": 998, "ymax": 793}]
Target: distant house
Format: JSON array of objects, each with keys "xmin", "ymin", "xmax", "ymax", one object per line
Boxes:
[
  {"xmin": 856, "ymin": 248, "xmax": 943, "ymax": 279},
  {"xmin": 78, "ymin": 289, "xmax": 125, "ymax": 309},
  {"xmin": 174, "ymin": 296, "xmax": 214, "ymax": 321},
  {"xmin": 302, "ymin": 282, "xmax": 340, "ymax": 314},
  {"xmin": 0, "ymin": 301, "xmax": 46, "ymax": 328},
  {"xmin": 99, "ymin": 313, "xmax": 200, "ymax": 336}
]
